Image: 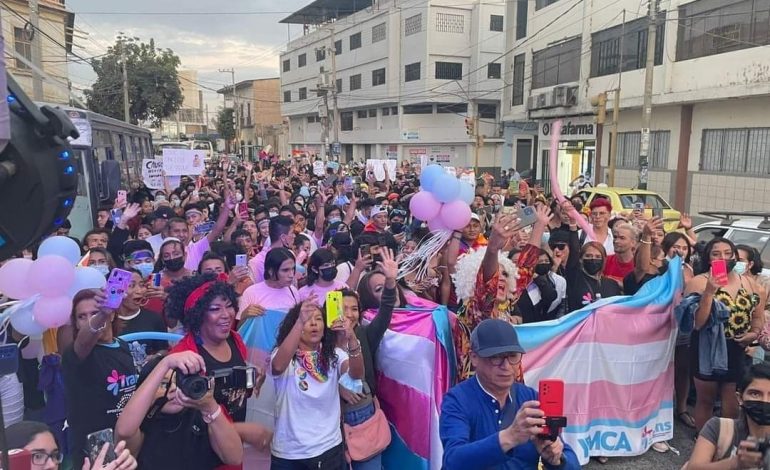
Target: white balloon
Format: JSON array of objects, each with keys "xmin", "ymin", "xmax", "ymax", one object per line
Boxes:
[{"xmin": 68, "ymin": 267, "xmax": 107, "ymax": 297}]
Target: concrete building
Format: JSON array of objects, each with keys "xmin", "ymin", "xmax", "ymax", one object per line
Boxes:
[
  {"xmin": 2, "ymin": 0, "xmax": 74, "ymax": 104},
  {"xmin": 161, "ymin": 69, "xmax": 207, "ymax": 140},
  {"xmin": 501, "ymin": 0, "xmax": 770, "ymax": 214},
  {"xmin": 218, "ymin": 77, "xmax": 284, "ymax": 159},
  {"xmin": 279, "ymin": 0, "xmax": 506, "ymax": 172}
]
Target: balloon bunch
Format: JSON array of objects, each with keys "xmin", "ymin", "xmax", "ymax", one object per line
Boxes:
[
  {"xmin": 0, "ymin": 236, "xmax": 107, "ymax": 337},
  {"xmin": 409, "ymin": 164, "xmax": 474, "ymax": 232}
]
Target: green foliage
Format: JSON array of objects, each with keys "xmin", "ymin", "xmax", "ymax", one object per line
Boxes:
[
  {"xmin": 214, "ymin": 108, "xmax": 236, "ymax": 141},
  {"xmin": 85, "ymin": 36, "xmax": 183, "ymax": 126}
]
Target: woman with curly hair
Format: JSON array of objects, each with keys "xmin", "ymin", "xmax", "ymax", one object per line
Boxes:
[
  {"xmin": 270, "ymin": 298, "xmax": 364, "ymax": 469},
  {"xmin": 166, "ymin": 274, "xmax": 271, "ymax": 469}
]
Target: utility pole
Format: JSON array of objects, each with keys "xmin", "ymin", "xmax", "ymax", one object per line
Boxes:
[
  {"xmin": 219, "ymin": 68, "xmax": 237, "ymax": 154},
  {"xmin": 639, "ymin": 0, "xmax": 657, "ymax": 190},
  {"xmin": 120, "ymin": 40, "xmax": 130, "ymax": 123},
  {"xmin": 608, "ymin": 9, "xmax": 626, "ymax": 187},
  {"xmin": 330, "ymin": 28, "xmax": 339, "ymax": 159},
  {"xmin": 28, "ymin": 0, "xmax": 43, "ymax": 100}
]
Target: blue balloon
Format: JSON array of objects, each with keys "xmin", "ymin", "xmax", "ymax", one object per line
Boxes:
[
  {"xmin": 120, "ymin": 332, "xmax": 184, "ymax": 342},
  {"xmin": 420, "ymin": 165, "xmax": 445, "ymax": 192},
  {"xmin": 432, "ymin": 174, "xmax": 461, "ymax": 203},
  {"xmin": 68, "ymin": 267, "xmax": 107, "ymax": 297},
  {"xmin": 38, "ymin": 236, "xmax": 82, "ymax": 265},
  {"xmin": 458, "ymin": 182, "xmax": 475, "ymax": 205}
]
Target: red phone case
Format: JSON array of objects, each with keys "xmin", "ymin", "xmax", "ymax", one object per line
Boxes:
[
  {"xmin": 711, "ymin": 259, "xmax": 729, "ymax": 286},
  {"xmin": 539, "ymin": 379, "xmax": 565, "ymax": 436}
]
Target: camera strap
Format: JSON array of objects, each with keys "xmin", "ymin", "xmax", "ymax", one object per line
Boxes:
[{"xmin": 146, "ymin": 375, "xmax": 174, "ymax": 421}]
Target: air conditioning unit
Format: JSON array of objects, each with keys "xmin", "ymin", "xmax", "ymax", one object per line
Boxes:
[
  {"xmin": 528, "ymin": 92, "xmax": 549, "ymax": 110},
  {"xmin": 566, "ymin": 86, "xmax": 579, "ymax": 106},
  {"xmin": 317, "ymin": 72, "xmax": 331, "ymax": 89},
  {"xmin": 552, "ymin": 86, "xmax": 569, "ymax": 107}
]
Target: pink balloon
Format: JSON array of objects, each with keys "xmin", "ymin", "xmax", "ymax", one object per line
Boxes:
[
  {"xmin": 439, "ymin": 200, "xmax": 473, "ymax": 231},
  {"xmin": 428, "ymin": 216, "xmax": 449, "ymax": 232},
  {"xmin": 410, "ymin": 191, "xmax": 442, "ymax": 222},
  {"xmin": 32, "ymin": 295, "xmax": 73, "ymax": 328},
  {"xmin": 0, "ymin": 258, "xmax": 36, "ymax": 299},
  {"xmin": 27, "ymin": 255, "xmax": 76, "ymax": 297},
  {"xmin": 548, "ymin": 119, "xmax": 595, "ymax": 239}
]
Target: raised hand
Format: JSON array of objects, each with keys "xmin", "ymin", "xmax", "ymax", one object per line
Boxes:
[
  {"xmin": 679, "ymin": 213, "xmax": 693, "ymax": 230},
  {"xmin": 377, "ymin": 248, "xmax": 398, "ymax": 280},
  {"xmin": 643, "ymin": 216, "xmax": 665, "ymax": 238}
]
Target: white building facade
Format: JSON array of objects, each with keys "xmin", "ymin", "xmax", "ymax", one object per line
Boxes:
[
  {"xmin": 280, "ymin": 0, "xmax": 506, "ymax": 172},
  {"xmin": 502, "ymin": 0, "xmax": 770, "ymax": 214}
]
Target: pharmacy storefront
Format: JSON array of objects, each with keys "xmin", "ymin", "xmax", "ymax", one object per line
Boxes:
[{"xmin": 538, "ymin": 117, "xmax": 596, "ymax": 194}]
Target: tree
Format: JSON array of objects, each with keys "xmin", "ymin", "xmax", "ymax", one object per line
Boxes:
[
  {"xmin": 214, "ymin": 108, "xmax": 236, "ymax": 141},
  {"xmin": 85, "ymin": 36, "xmax": 183, "ymax": 126}
]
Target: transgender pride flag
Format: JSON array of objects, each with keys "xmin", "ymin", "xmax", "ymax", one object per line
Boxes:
[{"xmin": 516, "ymin": 258, "xmax": 683, "ymax": 465}]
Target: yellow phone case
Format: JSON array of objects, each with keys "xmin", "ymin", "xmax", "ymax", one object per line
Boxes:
[{"xmin": 325, "ymin": 291, "xmax": 343, "ymax": 328}]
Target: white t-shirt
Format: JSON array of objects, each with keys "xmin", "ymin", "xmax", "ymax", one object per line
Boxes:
[
  {"xmin": 581, "ymin": 229, "xmax": 615, "ymax": 256},
  {"xmin": 271, "ymin": 347, "xmax": 349, "ymax": 459},
  {"xmin": 334, "ymin": 261, "xmax": 353, "ymax": 284}
]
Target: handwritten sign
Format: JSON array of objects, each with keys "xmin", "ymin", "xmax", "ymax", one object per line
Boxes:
[
  {"xmin": 141, "ymin": 158, "xmax": 180, "ymax": 190},
  {"xmin": 366, "ymin": 159, "xmax": 397, "ymax": 182},
  {"xmin": 161, "ymin": 149, "xmax": 205, "ymax": 176},
  {"xmin": 313, "ymin": 160, "xmax": 326, "ymax": 177}
]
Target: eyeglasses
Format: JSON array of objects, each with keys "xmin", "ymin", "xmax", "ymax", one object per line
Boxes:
[
  {"xmin": 487, "ymin": 353, "xmax": 522, "ymax": 367},
  {"xmin": 549, "ymin": 243, "xmax": 568, "ymax": 251},
  {"xmin": 31, "ymin": 451, "xmax": 63, "ymax": 465}
]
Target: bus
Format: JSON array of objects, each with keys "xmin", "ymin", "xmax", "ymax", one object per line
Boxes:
[{"xmin": 55, "ymin": 107, "xmax": 153, "ymax": 240}]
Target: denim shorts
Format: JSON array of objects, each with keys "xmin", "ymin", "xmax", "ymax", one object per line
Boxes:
[{"xmin": 344, "ymin": 401, "xmax": 376, "ymax": 426}]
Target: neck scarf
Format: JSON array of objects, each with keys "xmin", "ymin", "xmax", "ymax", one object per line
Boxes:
[{"xmin": 295, "ymin": 349, "xmax": 328, "ymax": 383}]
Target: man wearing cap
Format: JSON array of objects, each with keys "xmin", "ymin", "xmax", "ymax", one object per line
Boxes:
[
  {"xmin": 145, "ymin": 206, "xmax": 177, "ymax": 255},
  {"xmin": 440, "ymin": 319, "xmax": 579, "ymax": 470},
  {"xmin": 363, "ymin": 205, "xmax": 389, "ymax": 234}
]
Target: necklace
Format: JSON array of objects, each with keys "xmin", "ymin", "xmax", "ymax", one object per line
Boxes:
[{"xmin": 295, "ymin": 350, "xmax": 328, "ymax": 383}]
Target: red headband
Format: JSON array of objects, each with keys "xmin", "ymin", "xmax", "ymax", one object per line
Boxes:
[{"xmin": 183, "ymin": 273, "xmax": 229, "ymax": 315}]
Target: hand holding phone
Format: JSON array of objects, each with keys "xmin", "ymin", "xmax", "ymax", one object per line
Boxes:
[
  {"xmin": 86, "ymin": 428, "xmax": 117, "ymax": 465},
  {"xmin": 116, "ymin": 190, "xmax": 127, "ymax": 207},
  {"xmin": 711, "ymin": 259, "xmax": 729, "ymax": 287},
  {"xmin": 325, "ymin": 291, "xmax": 343, "ymax": 328},
  {"xmin": 235, "ymin": 254, "xmax": 247, "ymax": 267},
  {"xmin": 104, "ymin": 269, "xmax": 133, "ymax": 309},
  {"xmin": 539, "ymin": 379, "xmax": 565, "ymax": 439}
]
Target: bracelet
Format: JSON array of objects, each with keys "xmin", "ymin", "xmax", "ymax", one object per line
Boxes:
[
  {"xmin": 202, "ymin": 405, "xmax": 222, "ymax": 424},
  {"xmin": 88, "ymin": 316, "xmax": 107, "ymax": 334},
  {"xmin": 640, "ymin": 239, "xmax": 652, "ymax": 245},
  {"xmin": 348, "ymin": 349, "xmax": 362, "ymax": 358}
]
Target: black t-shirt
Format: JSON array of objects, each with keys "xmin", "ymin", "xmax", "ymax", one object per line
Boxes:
[
  {"xmin": 565, "ymin": 270, "xmax": 623, "ymax": 312},
  {"xmin": 137, "ymin": 410, "xmax": 223, "ymax": 470},
  {"xmin": 62, "ymin": 339, "xmax": 138, "ymax": 468},
  {"xmin": 118, "ymin": 309, "xmax": 168, "ymax": 357},
  {"xmin": 197, "ymin": 336, "xmax": 248, "ymax": 422},
  {"xmin": 623, "ymin": 272, "xmax": 657, "ymax": 296}
]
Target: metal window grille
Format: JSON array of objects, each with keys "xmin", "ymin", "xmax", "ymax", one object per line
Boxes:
[
  {"xmin": 490, "ymin": 15, "xmax": 504, "ymax": 32},
  {"xmin": 405, "ymin": 62, "xmax": 421, "ymax": 82},
  {"xmin": 298, "ymin": 54, "xmax": 306, "ymax": 67},
  {"xmin": 616, "ymin": 131, "xmax": 670, "ymax": 169},
  {"xmin": 372, "ymin": 23, "xmax": 386, "ymax": 43},
  {"xmin": 349, "ymin": 74, "xmax": 362, "ymax": 91},
  {"xmin": 350, "ymin": 33, "xmax": 362, "ymax": 50},
  {"xmin": 405, "ymin": 14, "xmax": 422, "ymax": 36},
  {"xmin": 437, "ymin": 13, "xmax": 464, "ymax": 33},
  {"xmin": 700, "ymin": 128, "xmax": 770, "ymax": 174},
  {"xmin": 435, "ymin": 61, "xmax": 462, "ymax": 80},
  {"xmin": 372, "ymin": 68, "xmax": 386, "ymax": 86}
]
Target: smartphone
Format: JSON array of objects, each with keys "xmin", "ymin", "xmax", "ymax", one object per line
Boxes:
[
  {"xmin": 235, "ymin": 254, "xmax": 247, "ymax": 267},
  {"xmin": 325, "ymin": 290, "xmax": 343, "ymax": 328},
  {"xmin": 652, "ymin": 207, "xmax": 664, "ymax": 219},
  {"xmin": 104, "ymin": 268, "xmax": 133, "ymax": 309},
  {"xmin": 86, "ymin": 428, "xmax": 117, "ymax": 465},
  {"xmin": 237, "ymin": 202, "xmax": 249, "ymax": 219},
  {"xmin": 360, "ymin": 244, "xmax": 371, "ymax": 258},
  {"xmin": 116, "ymin": 190, "xmax": 127, "ymax": 206},
  {"xmin": 110, "ymin": 208, "xmax": 123, "ymax": 225},
  {"xmin": 194, "ymin": 221, "xmax": 215, "ymax": 235},
  {"xmin": 0, "ymin": 344, "xmax": 19, "ymax": 376},
  {"xmin": 6, "ymin": 448, "xmax": 32, "ymax": 470},
  {"xmin": 518, "ymin": 206, "xmax": 539, "ymax": 228},
  {"xmin": 539, "ymin": 379, "xmax": 565, "ymax": 437},
  {"xmin": 633, "ymin": 202, "xmax": 644, "ymax": 211},
  {"xmin": 152, "ymin": 272, "xmax": 162, "ymax": 287},
  {"xmin": 344, "ymin": 177, "xmax": 354, "ymax": 192},
  {"xmin": 711, "ymin": 259, "xmax": 729, "ymax": 286}
]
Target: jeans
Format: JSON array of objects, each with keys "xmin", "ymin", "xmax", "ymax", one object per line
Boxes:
[
  {"xmin": 270, "ymin": 444, "xmax": 345, "ymax": 470},
  {"xmin": 344, "ymin": 402, "xmax": 384, "ymax": 470}
]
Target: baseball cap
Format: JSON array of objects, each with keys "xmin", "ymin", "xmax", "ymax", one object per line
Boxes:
[
  {"xmin": 471, "ymin": 319, "xmax": 525, "ymax": 357},
  {"xmin": 152, "ymin": 206, "xmax": 176, "ymax": 221},
  {"xmin": 470, "ymin": 213, "xmax": 481, "ymax": 222}
]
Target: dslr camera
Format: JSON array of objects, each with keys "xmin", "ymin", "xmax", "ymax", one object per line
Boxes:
[
  {"xmin": 175, "ymin": 366, "xmax": 258, "ymax": 400},
  {"xmin": 753, "ymin": 437, "xmax": 770, "ymax": 470}
]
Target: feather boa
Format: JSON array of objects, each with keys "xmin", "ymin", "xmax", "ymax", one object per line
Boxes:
[{"xmin": 451, "ymin": 247, "xmax": 518, "ymax": 302}]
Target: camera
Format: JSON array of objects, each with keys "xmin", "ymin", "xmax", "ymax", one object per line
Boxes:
[
  {"xmin": 753, "ymin": 437, "xmax": 770, "ymax": 470},
  {"xmin": 175, "ymin": 366, "xmax": 257, "ymax": 400}
]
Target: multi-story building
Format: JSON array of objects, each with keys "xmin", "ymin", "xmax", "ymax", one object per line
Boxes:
[
  {"xmin": 502, "ymin": 0, "xmax": 770, "ymax": 214},
  {"xmin": 161, "ymin": 69, "xmax": 207, "ymax": 140},
  {"xmin": 218, "ymin": 77, "xmax": 284, "ymax": 159},
  {"xmin": 279, "ymin": 0, "xmax": 506, "ymax": 172},
  {"xmin": 2, "ymin": 0, "xmax": 74, "ymax": 104}
]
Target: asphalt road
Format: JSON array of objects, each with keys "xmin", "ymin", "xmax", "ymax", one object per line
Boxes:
[{"xmin": 584, "ymin": 421, "xmax": 697, "ymax": 469}]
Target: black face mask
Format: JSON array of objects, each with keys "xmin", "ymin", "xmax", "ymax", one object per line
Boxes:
[
  {"xmin": 535, "ymin": 263, "xmax": 551, "ymax": 276},
  {"xmin": 582, "ymin": 259, "xmax": 603, "ymax": 276},
  {"xmin": 390, "ymin": 222, "xmax": 404, "ymax": 235},
  {"xmin": 657, "ymin": 259, "xmax": 669, "ymax": 276},
  {"xmin": 727, "ymin": 259, "xmax": 737, "ymax": 273},
  {"xmin": 743, "ymin": 400, "xmax": 770, "ymax": 426},
  {"xmin": 165, "ymin": 257, "xmax": 185, "ymax": 272},
  {"xmin": 319, "ymin": 266, "xmax": 338, "ymax": 282}
]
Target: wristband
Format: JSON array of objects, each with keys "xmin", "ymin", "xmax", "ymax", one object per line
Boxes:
[
  {"xmin": 88, "ymin": 316, "xmax": 107, "ymax": 333},
  {"xmin": 202, "ymin": 405, "xmax": 222, "ymax": 424}
]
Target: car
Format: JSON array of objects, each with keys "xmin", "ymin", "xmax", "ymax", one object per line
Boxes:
[
  {"xmin": 693, "ymin": 211, "xmax": 770, "ymax": 276},
  {"xmin": 573, "ymin": 187, "xmax": 682, "ymax": 233}
]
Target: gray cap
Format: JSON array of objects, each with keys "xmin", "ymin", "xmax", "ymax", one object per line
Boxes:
[{"xmin": 471, "ymin": 319, "xmax": 525, "ymax": 357}]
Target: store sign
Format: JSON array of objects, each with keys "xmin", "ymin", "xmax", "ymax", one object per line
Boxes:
[
  {"xmin": 539, "ymin": 118, "xmax": 596, "ymax": 141},
  {"xmin": 385, "ymin": 145, "xmax": 398, "ymax": 159},
  {"xmin": 401, "ymin": 130, "xmax": 419, "ymax": 140}
]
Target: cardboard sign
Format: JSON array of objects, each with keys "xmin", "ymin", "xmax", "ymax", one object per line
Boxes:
[
  {"xmin": 141, "ymin": 158, "xmax": 180, "ymax": 190},
  {"xmin": 313, "ymin": 160, "xmax": 326, "ymax": 177},
  {"xmin": 366, "ymin": 159, "xmax": 398, "ymax": 182},
  {"xmin": 162, "ymin": 149, "xmax": 205, "ymax": 176}
]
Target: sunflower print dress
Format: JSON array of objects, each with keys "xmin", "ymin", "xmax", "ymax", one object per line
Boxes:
[{"xmin": 715, "ymin": 287, "xmax": 759, "ymax": 339}]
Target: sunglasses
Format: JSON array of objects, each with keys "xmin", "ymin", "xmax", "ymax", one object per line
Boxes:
[{"xmin": 549, "ymin": 242, "xmax": 568, "ymax": 251}]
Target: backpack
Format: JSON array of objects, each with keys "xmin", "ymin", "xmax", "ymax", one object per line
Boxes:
[{"xmin": 680, "ymin": 418, "xmax": 735, "ymax": 469}]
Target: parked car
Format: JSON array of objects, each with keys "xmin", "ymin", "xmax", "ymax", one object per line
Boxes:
[
  {"xmin": 573, "ymin": 187, "xmax": 682, "ymax": 232},
  {"xmin": 693, "ymin": 211, "xmax": 770, "ymax": 276}
]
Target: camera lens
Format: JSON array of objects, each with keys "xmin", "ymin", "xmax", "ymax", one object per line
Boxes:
[{"xmin": 175, "ymin": 371, "xmax": 209, "ymax": 400}]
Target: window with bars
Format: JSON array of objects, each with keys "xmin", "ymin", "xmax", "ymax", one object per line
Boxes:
[
  {"xmin": 13, "ymin": 27, "xmax": 31, "ymax": 70},
  {"xmin": 616, "ymin": 131, "xmax": 670, "ymax": 169},
  {"xmin": 479, "ymin": 104, "xmax": 497, "ymax": 119},
  {"xmin": 382, "ymin": 107, "xmax": 391, "ymax": 116},
  {"xmin": 316, "ymin": 48, "xmax": 325, "ymax": 61},
  {"xmin": 307, "ymin": 115, "xmax": 320, "ymax": 123},
  {"xmin": 298, "ymin": 53, "xmax": 306, "ymax": 67},
  {"xmin": 437, "ymin": 103, "xmax": 468, "ymax": 114},
  {"xmin": 405, "ymin": 62, "xmax": 421, "ymax": 82},
  {"xmin": 405, "ymin": 14, "xmax": 422, "ymax": 36},
  {"xmin": 516, "ymin": 1, "xmax": 528, "ymax": 39},
  {"xmin": 700, "ymin": 128, "xmax": 770, "ymax": 174},
  {"xmin": 532, "ymin": 36, "xmax": 581, "ymax": 89},
  {"xmin": 368, "ymin": 109, "xmax": 377, "ymax": 117},
  {"xmin": 298, "ymin": 87, "xmax": 307, "ymax": 100},
  {"xmin": 282, "ymin": 59, "xmax": 290, "ymax": 72},
  {"xmin": 435, "ymin": 61, "xmax": 463, "ymax": 80},
  {"xmin": 487, "ymin": 62, "xmax": 501, "ymax": 79},
  {"xmin": 357, "ymin": 110, "xmax": 368, "ymax": 119},
  {"xmin": 437, "ymin": 13, "xmax": 464, "ymax": 33},
  {"xmin": 403, "ymin": 104, "xmax": 433, "ymax": 114},
  {"xmin": 334, "ymin": 40, "xmax": 342, "ymax": 55},
  {"xmin": 490, "ymin": 14, "xmax": 504, "ymax": 32},
  {"xmin": 391, "ymin": 106, "xmax": 398, "ymax": 115},
  {"xmin": 591, "ymin": 14, "xmax": 665, "ymax": 77},
  {"xmin": 372, "ymin": 23, "xmax": 386, "ymax": 43},
  {"xmin": 512, "ymin": 54, "xmax": 525, "ymax": 106},
  {"xmin": 350, "ymin": 74, "xmax": 362, "ymax": 90},
  {"xmin": 372, "ymin": 68, "xmax": 386, "ymax": 86},
  {"xmin": 283, "ymin": 90, "xmax": 291, "ymax": 102},
  {"xmin": 350, "ymin": 32, "xmax": 362, "ymax": 50},
  {"xmin": 341, "ymin": 112, "xmax": 353, "ymax": 131},
  {"xmin": 677, "ymin": 0, "xmax": 770, "ymax": 61}
]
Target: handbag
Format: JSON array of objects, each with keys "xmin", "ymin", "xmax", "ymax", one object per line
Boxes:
[{"xmin": 343, "ymin": 398, "xmax": 392, "ymax": 462}]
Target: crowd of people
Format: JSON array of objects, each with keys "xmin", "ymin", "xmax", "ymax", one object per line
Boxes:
[{"xmin": 2, "ymin": 155, "xmax": 770, "ymax": 470}]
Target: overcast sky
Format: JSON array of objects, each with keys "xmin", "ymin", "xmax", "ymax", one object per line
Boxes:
[{"xmin": 66, "ymin": 0, "xmax": 311, "ymax": 117}]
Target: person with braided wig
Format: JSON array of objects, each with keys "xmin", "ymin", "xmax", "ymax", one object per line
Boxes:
[{"xmin": 165, "ymin": 274, "xmax": 271, "ymax": 470}]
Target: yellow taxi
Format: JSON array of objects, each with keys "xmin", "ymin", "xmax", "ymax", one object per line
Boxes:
[{"xmin": 573, "ymin": 187, "xmax": 682, "ymax": 233}]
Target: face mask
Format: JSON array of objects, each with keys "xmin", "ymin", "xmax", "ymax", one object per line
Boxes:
[
  {"xmin": 296, "ymin": 264, "xmax": 306, "ymax": 276},
  {"xmin": 171, "ymin": 199, "xmax": 180, "ymax": 207},
  {"xmin": 573, "ymin": 202, "xmax": 583, "ymax": 212},
  {"xmin": 236, "ymin": 193, "xmax": 244, "ymax": 202},
  {"xmin": 92, "ymin": 264, "xmax": 110, "ymax": 277},
  {"xmin": 582, "ymin": 259, "xmax": 603, "ymax": 276},
  {"xmin": 300, "ymin": 186, "xmax": 310, "ymax": 198},
  {"xmin": 135, "ymin": 262, "xmax": 155, "ymax": 279},
  {"xmin": 155, "ymin": 195, "xmax": 166, "ymax": 203},
  {"xmin": 535, "ymin": 263, "xmax": 551, "ymax": 276},
  {"xmin": 164, "ymin": 257, "xmax": 185, "ymax": 272},
  {"xmin": 657, "ymin": 259, "xmax": 669, "ymax": 276},
  {"xmin": 733, "ymin": 261, "xmax": 747, "ymax": 276},
  {"xmin": 743, "ymin": 400, "xmax": 770, "ymax": 426},
  {"xmin": 541, "ymin": 232, "xmax": 551, "ymax": 245},
  {"xmin": 328, "ymin": 216, "xmax": 342, "ymax": 225},
  {"xmin": 390, "ymin": 222, "xmax": 404, "ymax": 234},
  {"xmin": 319, "ymin": 266, "xmax": 338, "ymax": 282},
  {"xmin": 727, "ymin": 259, "xmax": 737, "ymax": 273},
  {"xmin": 269, "ymin": 211, "xmax": 279, "ymax": 218}
]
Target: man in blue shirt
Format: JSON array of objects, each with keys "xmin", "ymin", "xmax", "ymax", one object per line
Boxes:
[{"xmin": 440, "ymin": 319, "xmax": 580, "ymax": 470}]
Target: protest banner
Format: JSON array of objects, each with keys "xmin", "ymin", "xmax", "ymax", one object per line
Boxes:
[{"xmin": 161, "ymin": 148, "xmax": 205, "ymax": 176}]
